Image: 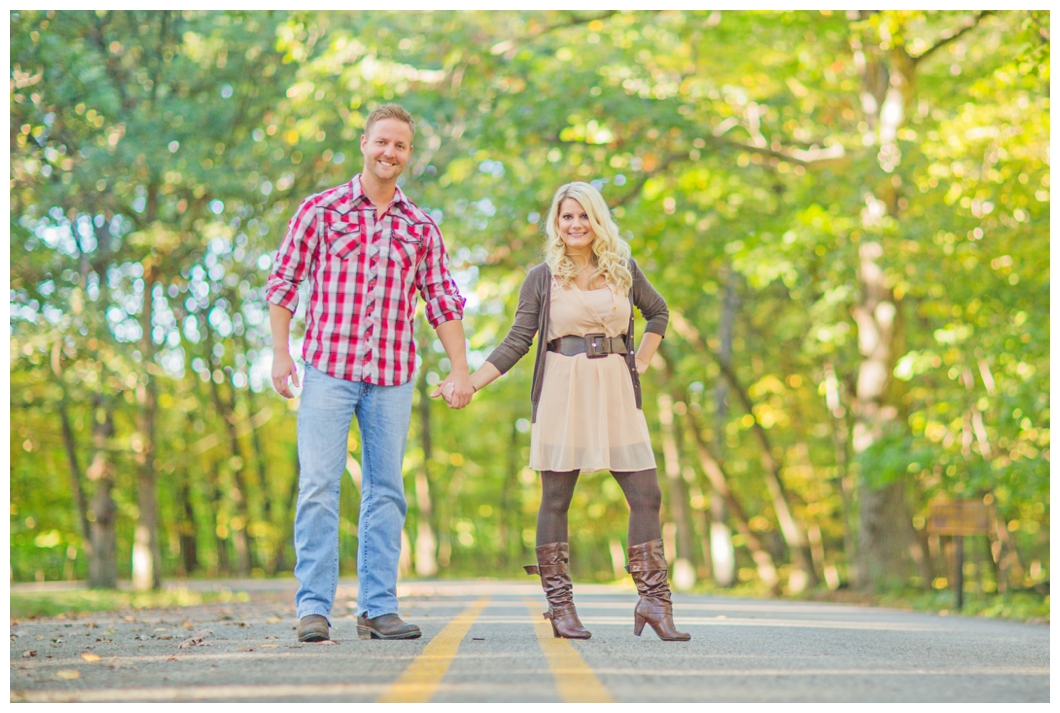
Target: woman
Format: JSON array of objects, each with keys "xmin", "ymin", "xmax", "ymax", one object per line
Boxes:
[{"xmin": 464, "ymin": 182, "xmax": 689, "ymax": 642}]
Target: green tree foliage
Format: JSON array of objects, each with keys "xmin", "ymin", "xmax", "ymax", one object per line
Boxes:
[{"xmin": 10, "ymin": 10, "xmax": 1048, "ymax": 596}]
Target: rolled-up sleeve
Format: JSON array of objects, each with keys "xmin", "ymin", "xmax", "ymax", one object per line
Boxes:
[
  {"xmin": 417, "ymin": 222, "xmax": 465, "ymax": 327},
  {"xmin": 265, "ymin": 198, "xmax": 318, "ymax": 313}
]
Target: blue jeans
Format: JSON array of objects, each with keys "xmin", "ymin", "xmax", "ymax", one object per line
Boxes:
[{"xmin": 293, "ymin": 365, "xmax": 414, "ymax": 622}]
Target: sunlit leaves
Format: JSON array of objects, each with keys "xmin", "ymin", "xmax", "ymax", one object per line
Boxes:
[{"xmin": 9, "ymin": 10, "xmax": 1048, "ymax": 587}]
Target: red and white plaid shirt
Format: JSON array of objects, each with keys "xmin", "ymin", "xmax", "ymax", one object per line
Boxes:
[{"xmin": 266, "ymin": 175, "xmax": 465, "ymax": 385}]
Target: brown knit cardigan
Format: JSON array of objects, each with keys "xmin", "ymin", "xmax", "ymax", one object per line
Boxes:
[{"xmin": 484, "ymin": 259, "xmax": 669, "ymax": 422}]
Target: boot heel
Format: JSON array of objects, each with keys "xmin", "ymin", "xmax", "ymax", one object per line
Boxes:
[
  {"xmin": 544, "ymin": 611, "xmax": 561, "ymax": 638},
  {"xmin": 633, "ymin": 614, "xmax": 646, "ymax": 637}
]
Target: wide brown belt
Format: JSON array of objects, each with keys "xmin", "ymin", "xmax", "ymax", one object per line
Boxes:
[{"xmin": 546, "ymin": 333, "xmax": 629, "ymax": 359}]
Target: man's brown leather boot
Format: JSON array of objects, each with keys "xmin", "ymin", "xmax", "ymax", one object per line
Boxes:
[
  {"xmin": 297, "ymin": 614, "xmax": 330, "ymax": 642},
  {"xmin": 356, "ymin": 613, "xmax": 422, "ymax": 640}
]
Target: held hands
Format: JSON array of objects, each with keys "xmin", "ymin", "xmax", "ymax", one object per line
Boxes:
[{"xmin": 430, "ymin": 370, "xmax": 475, "ymax": 409}]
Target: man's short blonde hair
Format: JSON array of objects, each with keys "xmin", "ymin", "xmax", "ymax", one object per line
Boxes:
[{"xmin": 365, "ymin": 104, "xmax": 415, "ymax": 139}]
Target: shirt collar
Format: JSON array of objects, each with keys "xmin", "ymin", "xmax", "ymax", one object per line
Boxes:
[{"xmin": 350, "ymin": 174, "xmax": 407, "ymax": 211}]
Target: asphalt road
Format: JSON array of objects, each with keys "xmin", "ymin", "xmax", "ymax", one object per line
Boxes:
[{"xmin": 9, "ymin": 579, "xmax": 1049, "ymax": 702}]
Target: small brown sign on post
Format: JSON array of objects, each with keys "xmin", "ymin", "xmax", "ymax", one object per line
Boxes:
[
  {"xmin": 927, "ymin": 499, "xmax": 991, "ymax": 536},
  {"xmin": 926, "ymin": 499, "xmax": 991, "ymax": 612}
]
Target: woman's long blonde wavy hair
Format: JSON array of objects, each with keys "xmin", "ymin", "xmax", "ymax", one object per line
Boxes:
[{"xmin": 544, "ymin": 182, "xmax": 633, "ymax": 292}]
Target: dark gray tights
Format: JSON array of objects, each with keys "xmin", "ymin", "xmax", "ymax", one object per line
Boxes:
[{"xmin": 536, "ymin": 468, "xmax": 663, "ymax": 547}]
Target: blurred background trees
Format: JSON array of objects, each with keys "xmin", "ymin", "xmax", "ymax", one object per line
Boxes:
[{"xmin": 10, "ymin": 10, "xmax": 1049, "ymax": 598}]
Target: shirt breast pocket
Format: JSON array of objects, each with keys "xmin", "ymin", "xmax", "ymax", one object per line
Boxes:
[
  {"xmin": 325, "ymin": 221, "xmax": 361, "ymax": 261},
  {"xmin": 390, "ymin": 233, "xmax": 422, "ymax": 269}
]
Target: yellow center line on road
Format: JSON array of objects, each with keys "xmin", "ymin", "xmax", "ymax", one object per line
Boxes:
[
  {"xmin": 525, "ymin": 599, "xmax": 613, "ymax": 703},
  {"xmin": 376, "ymin": 596, "xmax": 490, "ymax": 703}
]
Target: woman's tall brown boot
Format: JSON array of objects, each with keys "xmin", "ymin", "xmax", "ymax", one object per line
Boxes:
[
  {"xmin": 627, "ymin": 539, "xmax": 691, "ymax": 641},
  {"xmin": 524, "ymin": 542, "xmax": 591, "ymax": 639}
]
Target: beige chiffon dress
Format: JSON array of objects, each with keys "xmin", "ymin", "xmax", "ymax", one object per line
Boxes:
[{"xmin": 529, "ymin": 278, "xmax": 657, "ymax": 474}]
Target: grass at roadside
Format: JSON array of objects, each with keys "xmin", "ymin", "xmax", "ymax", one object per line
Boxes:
[
  {"xmin": 871, "ymin": 588, "xmax": 1050, "ymax": 623},
  {"xmin": 790, "ymin": 586, "xmax": 1048, "ymax": 623},
  {"xmin": 10, "ymin": 587, "xmax": 250, "ymax": 620},
  {"xmin": 684, "ymin": 578, "xmax": 1048, "ymax": 623}
]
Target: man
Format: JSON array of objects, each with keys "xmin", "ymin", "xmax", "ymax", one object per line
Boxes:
[{"xmin": 267, "ymin": 104, "xmax": 474, "ymax": 642}]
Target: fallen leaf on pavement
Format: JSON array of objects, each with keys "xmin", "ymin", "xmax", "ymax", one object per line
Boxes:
[
  {"xmin": 181, "ymin": 622, "xmax": 194, "ymax": 629},
  {"xmin": 22, "ymin": 651, "xmax": 37, "ymax": 658},
  {"xmin": 237, "ymin": 646, "xmax": 255, "ymax": 651},
  {"xmin": 265, "ymin": 618, "xmax": 282, "ymax": 624},
  {"xmin": 81, "ymin": 653, "xmax": 101, "ymax": 662},
  {"xmin": 264, "ymin": 636, "xmax": 278, "ymax": 640},
  {"xmin": 179, "ymin": 635, "xmax": 211, "ymax": 648},
  {"xmin": 56, "ymin": 670, "xmax": 81, "ymax": 680},
  {"xmin": 260, "ymin": 644, "xmax": 279, "ymax": 648},
  {"xmin": 313, "ymin": 640, "xmax": 339, "ymax": 646}
]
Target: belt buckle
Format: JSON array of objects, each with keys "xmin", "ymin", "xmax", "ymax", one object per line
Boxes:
[{"xmin": 583, "ymin": 333, "xmax": 608, "ymax": 359}]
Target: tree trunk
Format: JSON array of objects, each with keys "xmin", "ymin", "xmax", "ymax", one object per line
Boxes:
[
  {"xmin": 56, "ymin": 394, "xmax": 92, "ymax": 553},
  {"xmin": 241, "ymin": 364, "xmax": 273, "ymax": 571},
  {"xmin": 174, "ymin": 459, "xmax": 199, "ymax": 577},
  {"xmin": 498, "ymin": 420, "xmax": 523, "ymax": 568},
  {"xmin": 989, "ymin": 500, "xmax": 1024, "ymax": 593},
  {"xmin": 656, "ymin": 392, "xmax": 697, "ymax": 591},
  {"xmin": 823, "ymin": 361, "xmax": 857, "ymax": 585},
  {"xmin": 852, "ymin": 241, "xmax": 913, "ymax": 590},
  {"xmin": 737, "ymin": 390, "xmax": 817, "ymax": 592},
  {"xmin": 202, "ymin": 326, "xmax": 253, "ymax": 576},
  {"xmin": 208, "ymin": 458, "xmax": 231, "ymax": 576},
  {"xmin": 842, "ymin": 9, "xmax": 985, "ymax": 593},
  {"xmin": 413, "ymin": 364, "xmax": 438, "ymax": 577},
  {"xmin": 668, "ymin": 310, "xmax": 815, "ymax": 590},
  {"xmin": 272, "ymin": 448, "xmax": 301, "ymax": 575},
  {"xmin": 132, "ymin": 269, "xmax": 162, "ymax": 590},
  {"xmin": 438, "ymin": 468, "xmax": 469, "ymax": 569},
  {"xmin": 711, "ymin": 268, "xmax": 738, "ymax": 587},
  {"xmin": 177, "ymin": 419, "xmax": 199, "ymax": 576},
  {"xmin": 86, "ymin": 394, "xmax": 118, "ymax": 589},
  {"xmin": 685, "ymin": 407, "xmax": 779, "ymax": 590}
]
